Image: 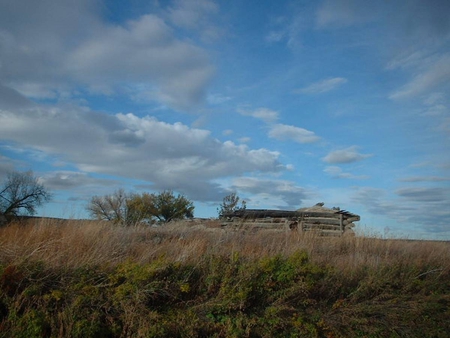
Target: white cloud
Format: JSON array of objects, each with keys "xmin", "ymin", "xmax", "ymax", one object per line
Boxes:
[
  {"xmin": 237, "ymin": 107, "xmax": 279, "ymax": 123},
  {"xmin": 0, "ymin": 103, "xmax": 284, "ymax": 201},
  {"xmin": 265, "ymin": 31, "xmax": 285, "ymax": 43},
  {"xmin": 0, "ymin": 3, "xmax": 214, "ymax": 111},
  {"xmin": 423, "ymin": 92, "xmax": 445, "ymax": 106},
  {"xmin": 324, "ymin": 166, "xmax": 369, "ymax": 180},
  {"xmin": 207, "ymin": 93, "xmax": 232, "ymax": 105},
  {"xmin": 269, "ymin": 124, "xmax": 321, "ymax": 144},
  {"xmin": 0, "ymin": 84, "xmax": 33, "ymax": 109},
  {"xmin": 239, "ymin": 137, "xmax": 251, "ymax": 143},
  {"xmin": 396, "ymin": 187, "xmax": 448, "ymax": 202},
  {"xmin": 232, "ymin": 177, "xmax": 310, "ymax": 208},
  {"xmin": 169, "ymin": 0, "xmax": 218, "ymax": 28},
  {"xmin": 386, "ymin": 50, "xmax": 428, "ymax": 71},
  {"xmin": 167, "ymin": 0, "xmax": 221, "ymax": 41},
  {"xmin": 422, "ymin": 104, "xmax": 448, "ymax": 117},
  {"xmin": 323, "ymin": 146, "xmax": 372, "ymax": 164},
  {"xmin": 40, "ymin": 171, "xmax": 118, "ymax": 190},
  {"xmin": 295, "ymin": 77, "xmax": 348, "ymax": 94},
  {"xmin": 352, "ymin": 186, "xmax": 450, "ymax": 234},
  {"xmin": 421, "ymin": 92, "xmax": 449, "ymax": 117},
  {"xmin": 264, "ymin": 9, "xmax": 309, "ymax": 49},
  {"xmin": 389, "ymin": 54, "xmax": 450, "ymax": 100},
  {"xmin": 66, "ymin": 14, "xmax": 214, "ymax": 110}
]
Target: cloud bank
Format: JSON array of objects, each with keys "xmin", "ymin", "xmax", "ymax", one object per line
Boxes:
[
  {"xmin": 0, "ymin": 0, "xmax": 214, "ymax": 111},
  {"xmin": 0, "ymin": 101, "xmax": 284, "ymax": 201}
]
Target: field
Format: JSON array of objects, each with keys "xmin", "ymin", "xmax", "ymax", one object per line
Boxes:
[{"xmin": 0, "ymin": 218, "xmax": 449, "ymax": 337}]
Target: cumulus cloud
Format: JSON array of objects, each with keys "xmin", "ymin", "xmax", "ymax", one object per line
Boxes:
[
  {"xmin": 236, "ymin": 106, "xmax": 320, "ymax": 145},
  {"xmin": 66, "ymin": 14, "xmax": 214, "ymax": 110},
  {"xmin": 40, "ymin": 171, "xmax": 118, "ymax": 191},
  {"xmin": 0, "ymin": 1, "xmax": 214, "ymax": 111},
  {"xmin": 324, "ymin": 166, "xmax": 369, "ymax": 180},
  {"xmin": 237, "ymin": 107, "xmax": 320, "ymax": 144},
  {"xmin": 232, "ymin": 177, "xmax": 309, "ymax": 208},
  {"xmin": 295, "ymin": 77, "xmax": 347, "ymax": 94},
  {"xmin": 0, "ymin": 103, "xmax": 284, "ymax": 202},
  {"xmin": 323, "ymin": 146, "xmax": 372, "ymax": 164},
  {"xmin": 237, "ymin": 107, "xmax": 279, "ymax": 123},
  {"xmin": 269, "ymin": 124, "xmax": 321, "ymax": 144}
]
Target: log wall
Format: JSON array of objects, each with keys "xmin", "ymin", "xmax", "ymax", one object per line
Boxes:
[{"xmin": 221, "ymin": 207, "xmax": 359, "ymax": 236}]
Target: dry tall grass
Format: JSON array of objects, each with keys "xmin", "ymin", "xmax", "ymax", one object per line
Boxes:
[
  {"xmin": 1, "ymin": 218, "xmax": 449, "ymax": 337},
  {"xmin": 1, "ymin": 218, "xmax": 448, "ymax": 272}
]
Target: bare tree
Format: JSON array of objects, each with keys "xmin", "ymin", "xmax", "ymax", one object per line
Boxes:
[
  {"xmin": 0, "ymin": 170, "xmax": 52, "ymax": 217},
  {"xmin": 86, "ymin": 189, "xmax": 130, "ymax": 224},
  {"xmin": 217, "ymin": 192, "xmax": 246, "ymax": 218}
]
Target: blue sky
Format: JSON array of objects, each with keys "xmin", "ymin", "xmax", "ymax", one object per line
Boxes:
[{"xmin": 0, "ymin": 0, "xmax": 449, "ymax": 239}]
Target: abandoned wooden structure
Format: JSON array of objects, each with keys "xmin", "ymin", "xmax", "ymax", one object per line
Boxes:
[{"xmin": 221, "ymin": 203, "xmax": 360, "ymax": 236}]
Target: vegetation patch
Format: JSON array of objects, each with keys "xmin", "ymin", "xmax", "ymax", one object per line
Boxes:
[{"xmin": 0, "ymin": 220, "xmax": 449, "ymax": 337}]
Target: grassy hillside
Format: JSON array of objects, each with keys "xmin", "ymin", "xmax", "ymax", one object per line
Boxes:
[{"xmin": 0, "ymin": 219, "xmax": 449, "ymax": 337}]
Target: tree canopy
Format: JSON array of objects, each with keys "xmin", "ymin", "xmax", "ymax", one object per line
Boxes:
[
  {"xmin": 218, "ymin": 192, "xmax": 246, "ymax": 218},
  {"xmin": 143, "ymin": 190, "xmax": 194, "ymax": 223},
  {"xmin": 0, "ymin": 170, "xmax": 52, "ymax": 217},
  {"xmin": 86, "ymin": 189, "xmax": 131, "ymax": 224},
  {"xmin": 87, "ymin": 190, "xmax": 194, "ymax": 226}
]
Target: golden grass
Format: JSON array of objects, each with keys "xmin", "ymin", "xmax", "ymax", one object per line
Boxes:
[
  {"xmin": 1, "ymin": 218, "xmax": 448, "ymax": 272},
  {"xmin": 1, "ymin": 218, "xmax": 449, "ymax": 337}
]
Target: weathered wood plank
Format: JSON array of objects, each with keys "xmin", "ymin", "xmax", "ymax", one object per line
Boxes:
[
  {"xmin": 302, "ymin": 217, "xmax": 341, "ymax": 225},
  {"xmin": 301, "ymin": 212, "xmax": 342, "ymax": 218},
  {"xmin": 302, "ymin": 223, "xmax": 341, "ymax": 230}
]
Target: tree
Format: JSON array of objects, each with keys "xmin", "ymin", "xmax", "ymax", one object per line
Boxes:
[
  {"xmin": 0, "ymin": 170, "xmax": 52, "ymax": 217},
  {"xmin": 126, "ymin": 192, "xmax": 156, "ymax": 224},
  {"xmin": 147, "ymin": 190, "xmax": 194, "ymax": 223},
  {"xmin": 86, "ymin": 189, "xmax": 132, "ymax": 225},
  {"xmin": 86, "ymin": 189, "xmax": 194, "ymax": 225},
  {"xmin": 218, "ymin": 192, "xmax": 246, "ymax": 218}
]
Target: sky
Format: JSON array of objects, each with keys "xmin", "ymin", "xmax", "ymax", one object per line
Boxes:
[{"xmin": 0, "ymin": 0, "xmax": 449, "ymax": 240}]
